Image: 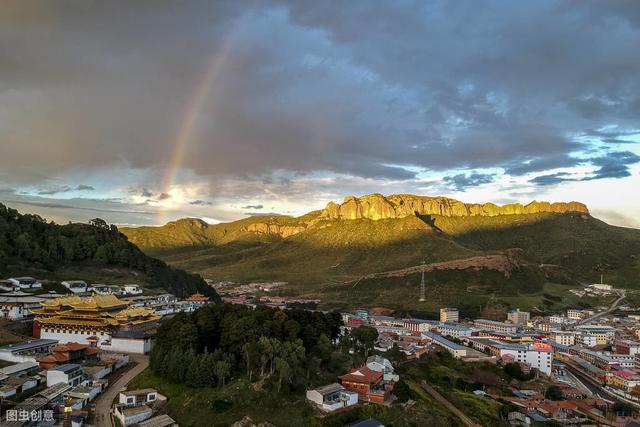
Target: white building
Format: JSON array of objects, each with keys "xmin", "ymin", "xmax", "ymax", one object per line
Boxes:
[
  {"xmin": 578, "ymin": 334, "xmax": 598, "ymax": 348},
  {"xmin": 576, "ymin": 325, "xmax": 616, "ymax": 345},
  {"xmin": 7, "ymin": 277, "xmax": 42, "ymax": 289},
  {"xmin": 440, "ymin": 307, "xmax": 459, "ymax": 323},
  {"xmin": 498, "ymin": 343, "xmax": 553, "ymax": 375},
  {"xmin": 0, "ymin": 294, "xmax": 44, "ymax": 319},
  {"xmin": 421, "ymin": 331, "xmax": 467, "ymax": 359},
  {"xmin": 437, "ymin": 322, "xmax": 473, "ymax": 339},
  {"xmin": 93, "ymin": 284, "xmax": 124, "ymax": 295},
  {"xmin": 46, "ymin": 363, "xmax": 84, "ymax": 387},
  {"xmin": 474, "ymin": 319, "xmax": 517, "ymax": 334},
  {"xmin": 306, "ymin": 383, "xmax": 358, "ymax": 412},
  {"xmin": 123, "ymin": 284, "xmax": 143, "ymax": 295},
  {"xmin": 366, "ymin": 356, "xmax": 399, "ymax": 382},
  {"xmin": 507, "ymin": 309, "xmax": 530, "ymax": 326},
  {"xmin": 0, "ymin": 339, "xmax": 58, "ymax": 363},
  {"xmin": 114, "ymin": 405, "xmax": 153, "ymax": 426},
  {"xmin": 61, "ymin": 281, "xmax": 93, "ymax": 294},
  {"xmin": 119, "ymin": 388, "xmax": 159, "ymax": 407}
]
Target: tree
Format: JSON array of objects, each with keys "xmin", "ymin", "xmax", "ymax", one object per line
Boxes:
[
  {"xmin": 214, "ymin": 360, "xmax": 231, "ymax": 387},
  {"xmin": 545, "ymin": 385, "xmax": 564, "ymax": 401},
  {"xmin": 275, "ymin": 357, "xmax": 290, "ymax": 392},
  {"xmin": 351, "ymin": 326, "xmax": 378, "ymax": 358}
]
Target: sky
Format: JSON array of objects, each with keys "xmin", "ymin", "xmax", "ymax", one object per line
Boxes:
[{"xmin": 1, "ymin": 0, "xmax": 640, "ymax": 227}]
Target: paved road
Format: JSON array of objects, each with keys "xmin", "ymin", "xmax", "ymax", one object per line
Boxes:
[
  {"xmin": 94, "ymin": 354, "xmax": 149, "ymax": 427},
  {"xmin": 420, "ymin": 381, "xmax": 475, "ymax": 426},
  {"xmin": 575, "ymin": 290, "xmax": 626, "ymax": 326}
]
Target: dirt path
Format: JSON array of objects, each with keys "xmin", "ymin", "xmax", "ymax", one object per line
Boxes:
[
  {"xmin": 93, "ymin": 354, "xmax": 149, "ymax": 427},
  {"xmin": 420, "ymin": 381, "xmax": 476, "ymax": 427}
]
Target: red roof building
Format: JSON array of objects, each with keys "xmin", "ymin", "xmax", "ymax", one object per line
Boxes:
[
  {"xmin": 339, "ymin": 366, "xmax": 393, "ymax": 403},
  {"xmin": 185, "ymin": 293, "xmax": 209, "ymax": 302}
]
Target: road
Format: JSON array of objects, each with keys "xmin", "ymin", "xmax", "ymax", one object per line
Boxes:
[
  {"xmin": 419, "ymin": 381, "xmax": 475, "ymax": 426},
  {"xmin": 94, "ymin": 354, "xmax": 149, "ymax": 427},
  {"xmin": 575, "ymin": 290, "xmax": 626, "ymax": 326}
]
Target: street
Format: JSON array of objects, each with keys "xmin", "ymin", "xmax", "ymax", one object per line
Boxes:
[{"xmin": 93, "ymin": 354, "xmax": 149, "ymax": 427}]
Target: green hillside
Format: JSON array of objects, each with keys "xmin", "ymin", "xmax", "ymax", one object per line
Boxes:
[
  {"xmin": 120, "ymin": 195, "xmax": 640, "ymax": 311},
  {"xmin": 0, "ymin": 203, "xmax": 219, "ymax": 300}
]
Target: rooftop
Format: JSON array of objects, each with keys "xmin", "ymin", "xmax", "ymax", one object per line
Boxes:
[
  {"xmin": 0, "ymin": 339, "xmax": 58, "ymax": 353},
  {"xmin": 313, "ymin": 383, "xmax": 344, "ymax": 396},
  {"xmin": 135, "ymin": 414, "xmax": 177, "ymax": 427},
  {"xmin": 52, "ymin": 363, "xmax": 81, "ymax": 374},
  {"xmin": 121, "ymin": 388, "xmax": 157, "ymax": 396},
  {"xmin": 0, "ymin": 361, "xmax": 39, "ymax": 376}
]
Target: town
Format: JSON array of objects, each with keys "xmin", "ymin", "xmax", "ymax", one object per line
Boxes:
[{"xmin": 4, "ymin": 273, "xmax": 640, "ymax": 426}]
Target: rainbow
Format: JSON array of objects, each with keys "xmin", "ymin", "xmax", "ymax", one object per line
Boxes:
[{"xmin": 157, "ymin": 15, "xmax": 250, "ymax": 223}]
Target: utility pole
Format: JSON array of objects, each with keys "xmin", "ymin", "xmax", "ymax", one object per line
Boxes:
[{"xmin": 419, "ymin": 260, "xmax": 426, "ymax": 302}]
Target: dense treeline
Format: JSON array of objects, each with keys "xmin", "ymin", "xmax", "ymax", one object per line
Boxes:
[
  {"xmin": 0, "ymin": 203, "xmax": 217, "ymax": 299},
  {"xmin": 150, "ymin": 303, "xmax": 349, "ymax": 392}
]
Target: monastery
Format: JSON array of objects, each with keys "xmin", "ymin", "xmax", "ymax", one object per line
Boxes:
[{"xmin": 32, "ymin": 294, "xmax": 160, "ymax": 354}]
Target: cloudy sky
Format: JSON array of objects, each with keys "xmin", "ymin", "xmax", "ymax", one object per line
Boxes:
[{"xmin": 1, "ymin": 1, "xmax": 639, "ymax": 227}]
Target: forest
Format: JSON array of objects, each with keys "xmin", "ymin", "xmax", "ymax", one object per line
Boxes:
[
  {"xmin": 0, "ymin": 203, "xmax": 217, "ymax": 298},
  {"xmin": 149, "ymin": 303, "xmax": 383, "ymax": 392}
]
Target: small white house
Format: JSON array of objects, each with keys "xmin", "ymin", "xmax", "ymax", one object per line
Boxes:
[
  {"xmin": 93, "ymin": 284, "xmax": 124, "ymax": 295},
  {"xmin": 123, "ymin": 284, "xmax": 143, "ymax": 295},
  {"xmin": 61, "ymin": 281, "xmax": 93, "ymax": 294},
  {"xmin": 114, "ymin": 404, "xmax": 153, "ymax": 426},
  {"xmin": 0, "ymin": 376, "xmax": 38, "ymax": 398},
  {"xmin": 7, "ymin": 277, "xmax": 42, "ymax": 289},
  {"xmin": 119, "ymin": 388, "xmax": 158, "ymax": 407},
  {"xmin": 46, "ymin": 364, "xmax": 83, "ymax": 387},
  {"xmin": 366, "ymin": 355, "xmax": 399, "ymax": 382},
  {"xmin": 306, "ymin": 383, "xmax": 358, "ymax": 412}
]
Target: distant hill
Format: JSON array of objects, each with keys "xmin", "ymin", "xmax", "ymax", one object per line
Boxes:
[
  {"xmin": 0, "ymin": 203, "xmax": 219, "ymax": 300},
  {"xmin": 120, "ymin": 194, "xmax": 640, "ymax": 314}
]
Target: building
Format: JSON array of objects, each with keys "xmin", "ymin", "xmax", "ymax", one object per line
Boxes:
[
  {"xmin": 402, "ymin": 319, "xmax": 436, "ymax": 332},
  {"xmin": 507, "ymin": 309, "xmax": 530, "ymax": 326},
  {"xmin": 184, "ymin": 293, "xmax": 210, "ymax": 311},
  {"xmin": 32, "ymin": 295, "xmax": 160, "ymax": 354},
  {"xmin": 437, "ymin": 322, "xmax": 473, "ymax": 339},
  {"xmin": 440, "ymin": 307, "xmax": 459, "ymax": 323},
  {"xmin": 136, "ymin": 415, "xmax": 178, "ymax": 427},
  {"xmin": 114, "ymin": 404, "xmax": 153, "ymax": 426},
  {"xmin": 0, "ymin": 361, "xmax": 40, "ymax": 378},
  {"xmin": 576, "ymin": 325, "xmax": 616, "ymax": 345},
  {"xmin": 550, "ymin": 331, "xmax": 578, "ymax": 346},
  {"xmin": 616, "ymin": 339, "xmax": 640, "ymax": 356},
  {"xmin": 0, "ymin": 339, "xmax": 58, "ymax": 363},
  {"xmin": 46, "ymin": 363, "xmax": 83, "ymax": 387},
  {"xmin": 340, "ymin": 366, "xmax": 393, "ymax": 403},
  {"xmin": 306, "ymin": 383, "xmax": 358, "ymax": 412},
  {"xmin": 474, "ymin": 319, "xmax": 517, "ymax": 334},
  {"xmin": 0, "ymin": 294, "xmax": 44, "ymax": 319},
  {"xmin": 119, "ymin": 388, "xmax": 159, "ymax": 407},
  {"xmin": 7, "ymin": 277, "xmax": 42, "ymax": 289},
  {"xmin": 123, "ymin": 284, "xmax": 143, "ymax": 295},
  {"xmin": 93, "ymin": 284, "xmax": 124, "ymax": 295},
  {"xmin": 61, "ymin": 281, "xmax": 93, "ymax": 294},
  {"xmin": 37, "ymin": 342, "xmax": 100, "ymax": 369},
  {"xmin": 366, "ymin": 356, "xmax": 399, "ymax": 381},
  {"xmin": 606, "ymin": 370, "xmax": 640, "ymax": 392},
  {"xmin": 497, "ymin": 342, "xmax": 553, "ymax": 375},
  {"xmin": 567, "ymin": 309, "xmax": 593, "ymax": 320},
  {"xmin": 422, "ymin": 331, "xmax": 468, "ymax": 358}
]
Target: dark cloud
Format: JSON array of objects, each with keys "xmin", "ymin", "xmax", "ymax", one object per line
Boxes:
[
  {"xmin": 140, "ymin": 189, "xmax": 154, "ymax": 198},
  {"xmin": 157, "ymin": 193, "xmax": 171, "ymax": 201},
  {"xmin": 190, "ymin": 199, "xmax": 212, "ymax": 206},
  {"xmin": 1, "ymin": 0, "xmax": 639, "ymax": 184},
  {"xmin": 241, "ymin": 204, "xmax": 264, "ymax": 210},
  {"xmin": 75, "ymin": 184, "xmax": 95, "ymax": 191},
  {"xmin": 530, "ymin": 151, "xmax": 640, "ymax": 185},
  {"xmin": 529, "ymin": 172, "xmax": 574, "ymax": 186},
  {"xmin": 0, "ymin": 188, "xmax": 15, "ymax": 194},
  {"xmin": 37, "ymin": 186, "xmax": 71, "ymax": 195},
  {"xmin": 442, "ymin": 172, "xmax": 495, "ymax": 191}
]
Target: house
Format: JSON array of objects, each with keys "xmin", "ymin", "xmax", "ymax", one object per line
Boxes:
[
  {"xmin": 123, "ymin": 284, "xmax": 143, "ymax": 295},
  {"xmin": 135, "ymin": 414, "xmax": 178, "ymax": 427},
  {"xmin": 440, "ymin": 307, "xmax": 459, "ymax": 323},
  {"xmin": 0, "ymin": 294, "xmax": 44, "ymax": 319},
  {"xmin": 366, "ymin": 356, "xmax": 399, "ymax": 382},
  {"xmin": 340, "ymin": 366, "xmax": 393, "ymax": 404},
  {"xmin": 184, "ymin": 293, "xmax": 210, "ymax": 311},
  {"xmin": 93, "ymin": 284, "xmax": 124, "ymax": 295},
  {"xmin": 0, "ymin": 376, "xmax": 39, "ymax": 398},
  {"xmin": 306, "ymin": 383, "xmax": 358, "ymax": 412},
  {"xmin": 114, "ymin": 404, "xmax": 154, "ymax": 426},
  {"xmin": 0, "ymin": 361, "xmax": 41, "ymax": 378},
  {"xmin": 69, "ymin": 384, "xmax": 102, "ymax": 402},
  {"xmin": 421, "ymin": 331, "xmax": 468, "ymax": 358},
  {"xmin": 7, "ymin": 277, "xmax": 42, "ymax": 289},
  {"xmin": 346, "ymin": 419, "xmax": 386, "ymax": 427},
  {"xmin": 0, "ymin": 339, "xmax": 58, "ymax": 363},
  {"xmin": 46, "ymin": 363, "xmax": 83, "ymax": 387},
  {"xmin": 119, "ymin": 388, "xmax": 159, "ymax": 407},
  {"xmin": 37, "ymin": 342, "xmax": 100, "ymax": 369},
  {"xmin": 474, "ymin": 319, "xmax": 517, "ymax": 334},
  {"xmin": 61, "ymin": 281, "xmax": 93, "ymax": 294},
  {"xmin": 0, "ymin": 280, "xmax": 20, "ymax": 292}
]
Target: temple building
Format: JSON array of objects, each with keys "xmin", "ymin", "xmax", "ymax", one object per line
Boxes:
[{"xmin": 32, "ymin": 295, "xmax": 160, "ymax": 354}]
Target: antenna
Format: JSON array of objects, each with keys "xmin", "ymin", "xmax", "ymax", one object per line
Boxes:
[{"xmin": 419, "ymin": 260, "xmax": 426, "ymax": 302}]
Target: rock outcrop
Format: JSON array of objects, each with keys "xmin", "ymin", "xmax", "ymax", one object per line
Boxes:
[
  {"xmin": 245, "ymin": 222, "xmax": 306, "ymax": 238},
  {"xmin": 320, "ymin": 193, "xmax": 589, "ymax": 221}
]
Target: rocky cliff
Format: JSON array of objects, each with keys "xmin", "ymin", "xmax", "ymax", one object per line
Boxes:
[
  {"xmin": 320, "ymin": 193, "xmax": 589, "ymax": 221},
  {"xmin": 245, "ymin": 222, "xmax": 306, "ymax": 237}
]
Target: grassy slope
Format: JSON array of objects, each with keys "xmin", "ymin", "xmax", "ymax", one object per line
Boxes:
[{"xmin": 122, "ymin": 211, "xmax": 640, "ymax": 311}]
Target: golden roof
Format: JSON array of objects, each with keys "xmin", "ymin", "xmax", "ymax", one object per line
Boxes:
[
  {"xmin": 41, "ymin": 294, "xmax": 127, "ymax": 310},
  {"xmin": 114, "ymin": 307, "xmax": 159, "ymax": 320},
  {"xmin": 37, "ymin": 316, "xmax": 119, "ymax": 327}
]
